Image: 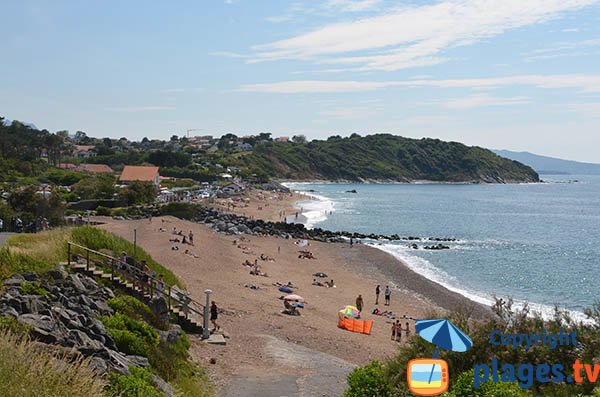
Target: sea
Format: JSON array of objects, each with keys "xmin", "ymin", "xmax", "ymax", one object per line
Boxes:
[{"xmin": 285, "ymin": 175, "xmax": 600, "ymax": 320}]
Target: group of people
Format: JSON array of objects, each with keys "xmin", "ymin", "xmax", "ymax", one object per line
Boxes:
[
  {"xmin": 375, "ymin": 284, "xmax": 392, "ymax": 306},
  {"xmin": 391, "ymin": 320, "xmax": 411, "ymax": 342},
  {"xmin": 312, "ymin": 278, "xmax": 335, "ymax": 288},
  {"xmin": 116, "ymin": 252, "xmax": 165, "ymax": 297}
]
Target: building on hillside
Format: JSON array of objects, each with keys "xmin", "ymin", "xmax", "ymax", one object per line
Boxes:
[
  {"xmin": 234, "ymin": 142, "xmax": 253, "ymax": 151},
  {"xmin": 274, "ymin": 137, "xmax": 289, "ymax": 142},
  {"xmin": 56, "ymin": 163, "xmax": 77, "ymax": 170},
  {"xmin": 73, "ymin": 145, "xmax": 96, "ymax": 158},
  {"xmin": 119, "ymin": 166, "xmax": 160, "ymax": 186},
  {"xmin": 75, "ymin": 164, "xmax": 114, "ymax": 174},
  {"xmin": 219, "ymin": 182, "xmax": 244, "ymax": 197}
]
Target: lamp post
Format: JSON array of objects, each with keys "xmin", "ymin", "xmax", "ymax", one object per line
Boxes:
[{"xmin": 203, "ymin": 289, "xmax": 212, "ymax": 339}]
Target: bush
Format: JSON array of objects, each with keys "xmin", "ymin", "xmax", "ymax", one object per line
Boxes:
[
  {"xmin": 20, "ymin": 281, "xmax": 48, "ymax": 296},
  {"xmin": 95, "ymin": 206, "xmax": 111, "ymax": 216},
  {"xmin": 344, "ymin": 361, "xmax": 396, "ymax": 397},
  {"xmin": 107, "ymin": 366, "xmax": 163, "ymax": 397},
  {"xmin": 0, "ymin": 330, "xmax": 105, "ymax": 397},
  {"xmin": 446, "ymin": 369, "xmax": 530, "ymax": 397},
  {"xmin": 159, "ymin": 202, "xmax": 204, "ymax": 220},
  {"xmin": 107, "ymin": 296, "xmax": 168, "ymax": 331},
  {"xmin": 0, "ymin": 315, "xmax": 31, "ymax": 336},
  {"xmin": 102, "ymin": 313, "xmax": 159, "ymax": 357}
]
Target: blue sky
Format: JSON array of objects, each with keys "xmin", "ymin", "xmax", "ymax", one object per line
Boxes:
[{"xmin": 1, "ymin": 0, "xmax": 600, "ymax": 162}]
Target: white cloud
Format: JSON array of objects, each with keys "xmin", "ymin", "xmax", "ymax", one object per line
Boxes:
[
  {"xmin": 107, "ymin": 106, "xmax": 175, "ymax": 113},
  {"xmin": 238, "ymin": 74, "xmax": 600, "ymax": 93},
  {"xmin": 318, "ymin": 106, "xmax": 378, "ymax": 119},
  {"xmin": 433, "ymin": 93, "xmax": 531, "ymax": 109},
  {"xmin": 251, "ymin": 0, "xmax": 597, "ymax": 71},
  {"xmin": 323, "ymin": 0, "xmax": 382, "ymax": 12},
  {"xmin": 525, "ymin": 38, "xmax": 600, "ymax": 61}
]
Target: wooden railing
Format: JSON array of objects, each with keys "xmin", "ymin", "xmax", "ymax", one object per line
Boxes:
[{"xmin": 67, "ymin": 242, "xmax": 204, "ymax": 324}]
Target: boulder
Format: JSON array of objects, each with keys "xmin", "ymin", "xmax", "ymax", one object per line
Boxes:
[{"xmin": 4, "ymin": 275, "xmax": 25, "ymax": 287}]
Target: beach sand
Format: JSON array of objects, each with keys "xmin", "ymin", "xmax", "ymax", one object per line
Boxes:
[
  {"xmin": 97, "ymin": 207, "xmax": 490, "ymax": 395},
  {"xmin": 209, "ymin": 188, "xmax": 305, "ymax": 223}
]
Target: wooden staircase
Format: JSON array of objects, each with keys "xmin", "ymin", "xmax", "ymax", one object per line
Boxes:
[{"xmin": 66, "ymin": 243, "xmax": 205, "ymax": 334}]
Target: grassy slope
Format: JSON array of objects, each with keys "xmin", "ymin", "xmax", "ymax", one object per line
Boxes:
[
  {"xmin": 241, "ymin": 134, "xmax": 539, "ymax": 182},
  {"xmin": 2, "ymin": 226, "xmax": 181, "ymax": 287},
  {"xmin": 0, "ymin": 329, "xmax": 106, "ymax": 397}
]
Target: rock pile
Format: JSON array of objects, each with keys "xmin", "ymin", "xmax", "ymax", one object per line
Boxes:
[
  {"xmin": 0, "ymin": 270, "xmax": 172, "ymax": 392},
  {"xmin": 187, "ymin": 206, "xmax": 458, "ymax": 243}
]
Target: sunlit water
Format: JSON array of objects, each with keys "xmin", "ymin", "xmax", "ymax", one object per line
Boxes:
[{"xmin": 285, "ymin": 176, "xmax": 600, "ymax": 319}]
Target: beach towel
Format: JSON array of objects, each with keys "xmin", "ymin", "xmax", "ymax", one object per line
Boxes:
[
  {"xmin": 338, "ymin": 317, "xmax": 373, "ymax": 335},
  {"xmin": 278, "ymin": 286, "xmax": 293, "ymax": 293}
]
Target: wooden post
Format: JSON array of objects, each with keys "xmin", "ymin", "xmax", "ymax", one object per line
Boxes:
[
  {"xmin": 86, "ymin": 250, "xmax": 90, "ymax": 271},
  {"xmin": 67, "ymin": 243, "xmax": 71, "ymax": 268},
  {"xmin": 167, "ymin": 286, "xmax": 171, "ymax": 311}
]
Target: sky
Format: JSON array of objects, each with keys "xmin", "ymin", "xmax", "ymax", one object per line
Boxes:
[{"xmin": 1, "ymin": 0, "xmax": 600, "ymax": 162}]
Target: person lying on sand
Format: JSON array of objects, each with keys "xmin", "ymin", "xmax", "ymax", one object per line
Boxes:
[
  {"xmin": 282, "ymin": 300, "xmax": 300, "ymax": 316},
  {"xmin": 274, "ymin": 281, "xmax": 298, "ymax": 289},
  {"xmin": 324, "ymin": 279, "xmax": 336, "ymax": 288},
  {"xmin": 244, "ymin": 283, "xmax": 261, "ymax": 290},
  {"xmin": 169, "ymin": 238, "xmax": 180, "ymax": 243},
  {"xmin": 298, "ymin": 250, "xmax": 316, "ymax": 259},
  {"xmin": 158, "ymin": 227, "xmax": 166, "ymax": 232},
  {"xmin": 259, "ymin": 253, "xmax": 275, "ymax": 262},
  {"xmin": 242, "ymin": 260, "xmax": 253, "ymax": 267},
  {"xmin": 312, "ymin": 278, "xmax": 324, "ymax": 287},
  {"xmin": 184, "ymin": 249, "xmax": 199, "ymax": 258}
]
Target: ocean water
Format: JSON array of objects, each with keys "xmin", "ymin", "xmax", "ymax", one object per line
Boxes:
[{"xmin": 285, "ymin": 176, "xmax": 600, "ymax": 319}]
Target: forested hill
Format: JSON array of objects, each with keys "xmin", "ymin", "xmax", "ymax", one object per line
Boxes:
[{"xmin": 242, "ymin": 134, "xmax": 539, "ymax": 183}]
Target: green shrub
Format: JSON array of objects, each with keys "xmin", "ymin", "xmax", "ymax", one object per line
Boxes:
[
  {"xmin": 102, "ymin": 313, "xmax": 159, "ymax": 357},
  {"xmin": 0, "ymin": 315, "xmax": 31, "ymax": 336},
  {"xmin": 107, "ymin": 366, "xmax": 163, "ymax": 397},
  {"xmin": 445, "ymin": 369, "xmax": 530, "ymax": 397},
  {"xmin": 107, "ymin": 296, "xmax": 168, "ymax": 331},
  {"xmin": 95, "ymin": 206, "xmax": 111, "ymax": 216},
  {"xmin": 20, "ymin": 281, "xmax": 48, "ymax": 296},
  {"xmin": 159, "ymin": 202, "xmax": 203, "ymax": 220},
  {"xmin": 344, "ymin": 361, "xmax": 396, "ymax": 397}
]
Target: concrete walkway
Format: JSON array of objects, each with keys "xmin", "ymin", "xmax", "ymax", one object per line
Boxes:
[
  {"xmin": 0, "ymin": 233, "xmax": 16, "ymax": 247},
  {"xmin": 218, "ymin": 335, "xmax": 356, "ymax": 397}
]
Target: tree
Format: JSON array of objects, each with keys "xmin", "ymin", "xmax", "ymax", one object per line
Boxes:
[
  {"xmin": 148, "ymin": 150, "xmax": 191, "ymax": 168},
  {"xmin": 72, "ymin": 174, "xmax": 116, "ymax": 200},
  {"xmin": 292, "ymin": 135, "xmax": 307, "ymax": 144},
  {"xmin": 119, "ymin": 182, "xmax": 157, "ymax": 205},
  {"xmin": 217, "ymin": 133, "xmax": 238, "ymax": 150}
]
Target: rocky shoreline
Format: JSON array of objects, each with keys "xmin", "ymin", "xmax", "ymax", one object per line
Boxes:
[{"xmin": 175, "ymin": 205, "xmax": 458, "ymax": 245}]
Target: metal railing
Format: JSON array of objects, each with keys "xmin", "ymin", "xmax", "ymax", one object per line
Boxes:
[{"xmin": 67, "ymin": 242, "xmax": 204, "ymax": 323}]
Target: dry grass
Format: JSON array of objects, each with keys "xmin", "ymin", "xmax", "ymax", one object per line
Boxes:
[
  {"xmin": 0, "ymin": 330, "xmax": 106, "ymax": 397},
  {"xmin": 4, "ymin": 227, "xmax": 70, "ymax": 263}
]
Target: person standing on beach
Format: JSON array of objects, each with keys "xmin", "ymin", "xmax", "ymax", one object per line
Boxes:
[
  {"xmin": 404, "ymin": 322, "xmax": 411, "ymax": 339},
  {"xmin": 375, "ymin": 285, "xmax": 380, "ymax": 305},
  {"xmin": 355, "ymin": 294, "xmax": 364, "ymax": 313},
  {"xmin": 391, "ymin": 321, "xmax": 397, "ymax": 341},
  {"xmin": 395, "ymin": 320, "xmax": 402, "ymax": 342},
  {"xmin": 188, "ymin": 230, "xmax": 194, "ymax": 246},
  {"xmin": 384, "ymin": 286, "xmax": 391, "ymax": 306},
  {"xmin": 210, "ymin": 301, "xmax": 220, "ymax": 332}
]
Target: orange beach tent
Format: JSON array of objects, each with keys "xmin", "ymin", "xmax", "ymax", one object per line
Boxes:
[{"xmin": 338, "ymin": 317, "xmax": 373, "ymax": 335}]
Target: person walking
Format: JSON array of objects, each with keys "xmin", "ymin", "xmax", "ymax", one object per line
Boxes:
[
  {"xmin": 355, "ymin": 294, "xmax": 364, "ymax": 313},
  {"xmin": 384, "ymin": 286, "xmax": 391, "ymax": 306},
  {"xmin": 395, "ymin": 320, "xmax": 402, "ymax": 342},
  {"xmin": 188, "ymin": 230, "xmax": 194, "ymax": 246},
  {"xmin": 210, "ymin": 301, "xmax": 220, "ymax": 333},
  {"xmin": 375, "ymin": 285, "xmax": 380, "ymax": 305}
]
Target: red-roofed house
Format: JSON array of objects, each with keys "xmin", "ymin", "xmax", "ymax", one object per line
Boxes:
[
  {"xmin": 75, "ymin": 164, "xmax": 114, "ymax": 174},
  {"xmin": 119, "ymin": 166, "xmax": 160, "ymax": 185},
  {"xmin": 73, "ymin": 145, "xmax": 96, "ymax": 158}
]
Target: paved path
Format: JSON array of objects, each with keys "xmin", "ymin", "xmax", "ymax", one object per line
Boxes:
[
  {"xmin": 0, "ymin": 233, "xmax": 16, "ymax": 247},
  {"xmin": 218, "ymin": 335, "xmax": 356, "ymax": 397}
]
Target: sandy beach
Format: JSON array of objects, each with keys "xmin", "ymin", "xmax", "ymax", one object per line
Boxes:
[
  {"xmin": 209, "ymin": 188, "xmax": 306, "ymax": 223},
  {"xmin": 95, "ymin": 192, "xmax": 490, "ymax": 395}
]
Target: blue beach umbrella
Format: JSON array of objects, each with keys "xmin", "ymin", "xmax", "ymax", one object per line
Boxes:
[{"xmin": 415, "ymin": 319, "xmax": 472, "ymax": 352}]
